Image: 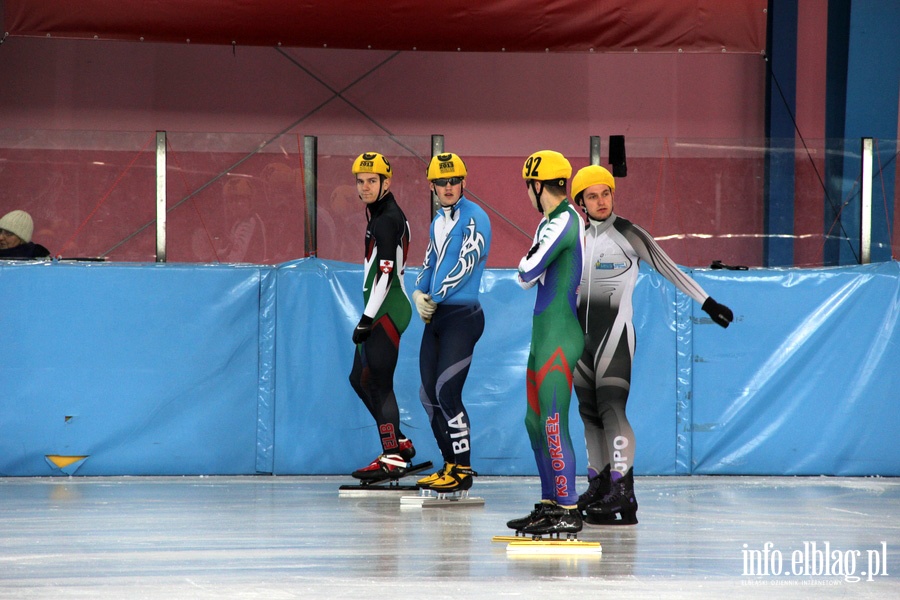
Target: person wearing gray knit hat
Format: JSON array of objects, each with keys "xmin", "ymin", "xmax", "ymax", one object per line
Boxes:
[{"xmin": 0, "ymin": 210, "xmax": 51, "ymax": 259}]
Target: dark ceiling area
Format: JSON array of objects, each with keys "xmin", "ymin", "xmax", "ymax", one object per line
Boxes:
[{"xmin": 3, "ymin": 0, "xmax": 767, "ymax": 53}]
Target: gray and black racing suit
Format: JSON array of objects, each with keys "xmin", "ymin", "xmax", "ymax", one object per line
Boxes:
[{"xmin": 574, "ymin": 213, "xmax": 710, "ymax": 479}]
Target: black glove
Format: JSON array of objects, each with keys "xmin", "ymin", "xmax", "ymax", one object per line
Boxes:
[
  {"xmin": 702, "ymin": 297, "xmax": 734, "ymax": 328},
  {"xmin": 526, "ymin": 243, "xmax": 541, "ymax": 259},
  {"xmin": 352, "ymin": 315, "xmax": 374, "ymax": 344},
  {"xmin": 710, "ymin": 260, "xmax": 748, "ymax": 271}
]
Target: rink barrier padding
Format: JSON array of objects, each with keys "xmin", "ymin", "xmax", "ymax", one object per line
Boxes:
[{"xmin": 2, "ymin": 258, "xmax": 899, "ymax": 477}]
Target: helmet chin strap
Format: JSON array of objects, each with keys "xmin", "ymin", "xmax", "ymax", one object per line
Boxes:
[
  {"xmin": 529, "ymin": 181, "xmax": 544, "ymax": 215},
  {"xmin": 445, "ymin": 197, "xmax": 461, "ymax": 220},
  {"xmin": 374, "ymin": 177, "xmax": 389, "ymax": 202}
]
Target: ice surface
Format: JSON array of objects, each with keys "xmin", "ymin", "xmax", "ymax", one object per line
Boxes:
[{"xmin": 1, "ymin": 475, "xmax": 897, "ymax": 599}]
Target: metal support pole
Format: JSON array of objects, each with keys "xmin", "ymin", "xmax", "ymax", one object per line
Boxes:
[
  {"xmin": 860, "ymin": 137, "xmax": 873, "ymax": 264},
  {"xmin": 590, "ymin": 135, "xmax": 601, "ymax": 166},
  {"xmin": 303, "ymin": 136, "xmax": 318, "ymax": 258},
  {"xmin": 430, "ymin": 134, "xmax": 444, "ymax": 219},
  {"xmin": 155, "ymin": 131, "xmax": 167, "ymax": 263}
]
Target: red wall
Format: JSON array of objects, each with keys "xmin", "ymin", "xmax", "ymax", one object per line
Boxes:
[
  {"xmin": 0, "ymin": 36, "xmax": 770, "ymax": 266},
  {"xmin": 793, "ymin": 0, "xmax": 829, "ymax": 267}
]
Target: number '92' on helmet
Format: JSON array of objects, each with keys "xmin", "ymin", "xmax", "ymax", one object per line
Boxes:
[{"xmin": 522, "ymin": 150, "xmax": 571, "ymax": 185}]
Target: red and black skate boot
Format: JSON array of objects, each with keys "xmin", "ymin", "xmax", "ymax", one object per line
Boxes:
[
  {"xmin": 397, "ymin": 438, "xmax": 416, "ymax": 462},
  {"xmin": 351, "ymin": 454, "xmax": 411, "ymax": 482},
  {"xmin": 351, "ymin": 439, "xmax": 416, "ymax": 482},
  {"xmin": 584, "ymin": 467, "xmax": 638, "ymax": 525}
]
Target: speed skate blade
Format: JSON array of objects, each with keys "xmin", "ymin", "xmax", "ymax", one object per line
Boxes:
[
  {"xmin": 492, "ymin": 534, "xmax": 587, "ymax": 543},
  {"xmin": 339, "ymin": 484, "xmax": 420, "ymax": 497},
  {"xmin": 400, "ymin": 489, "xmax": 484, "ymax": 509},
  {"xmin": 338, "ymin": 461, "xmax": 433, "ymax": 497}
]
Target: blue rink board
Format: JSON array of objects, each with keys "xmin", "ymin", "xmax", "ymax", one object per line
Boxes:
[{"xmin": 2, "ymin": 258, "xmax": 899, "ymax": 476}]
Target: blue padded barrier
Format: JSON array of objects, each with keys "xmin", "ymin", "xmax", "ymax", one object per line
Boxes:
[
  {"xmin": 272, "ymin": 260, "xmax": 597, "ymax": 476},
  {"xmin": 0, "ymin": 261, "xmax": 265, "ymax": 476},
  {"xmin": 689, "ymin": 263, "xmax": 900, "ymax": 475},
  {"xmin": 255, "ymin": 267, "xmax": 278, "ymax": 474},
  {"xmin": 2, "ymin": 259, "xmax": 899, "ymax": 477}
]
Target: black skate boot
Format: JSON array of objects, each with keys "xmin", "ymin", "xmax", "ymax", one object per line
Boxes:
[
  {"xmin": 506, "ymin": 502, "xmax": 553, "ymax": 531},
  {"xmin": 521, "ymin": 505, "xmax": 583, "ymax": 538},
  {"xmin": 576, "ymin": 465, "xmax": 611, "ymax": 510},
  {"xmin": 584, "ymin": 467, "xmax": 638, "ymax": 525}
]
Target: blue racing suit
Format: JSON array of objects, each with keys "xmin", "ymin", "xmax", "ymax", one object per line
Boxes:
[{"xmin": 414, "ymin": 195, "xmax": 491, "ymax": 467}]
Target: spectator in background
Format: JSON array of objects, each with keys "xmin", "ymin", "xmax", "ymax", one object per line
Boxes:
[
  {"xmin": 221, "ymin": 177, "xmax": 267, "ymax": 263},
  {"xmin": 318, "ymin": 184, "xmax": 367, "ymax": 261},
  {"xmin": 0, "ymin": 210, "xmax": 51, "ymax": 259},
  {"xmin": 190, "ymin": 178, "xmax": 267, "ymax": 263}
]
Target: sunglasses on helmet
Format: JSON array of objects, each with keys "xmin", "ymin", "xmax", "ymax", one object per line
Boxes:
[{"xmin": 432, "ymin": 177, "xmax": 463, "ymax": 187}]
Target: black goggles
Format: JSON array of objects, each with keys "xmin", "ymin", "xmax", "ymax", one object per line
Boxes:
[{"xmin": 432, "ymin": 177, "xmax": 463, "ymax": 187}]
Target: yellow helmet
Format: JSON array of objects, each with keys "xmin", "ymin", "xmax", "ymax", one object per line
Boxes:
[
  {"xmin": 427, "ymin": 153, "xmax": 467, "ymax": 180},
  {"xmin": 572, "ymin": 165, "xmax": 616, "ymax": 204},
  {"xmin": 352, "ymin": 152, "xmax": 392, "ymax": 178},
  {"xmin": 522, "ymin": 150, "xmax": 572, "ymax": 183}
]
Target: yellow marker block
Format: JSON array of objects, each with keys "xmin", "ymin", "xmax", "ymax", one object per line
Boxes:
[
  {"xmin": 509, "ymin": 540, "xmax": 600, "ymax": 548},
  {"xmin": 506, "ymin": 539, "xmax": 602, "ymax": 555},
  {"xmin": 46, "ymin": 455, "xmax": 88, "ymax": 469}
]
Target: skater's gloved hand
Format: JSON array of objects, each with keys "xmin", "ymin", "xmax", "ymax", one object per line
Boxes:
[
  {"xmin": 412, "ymin": 290, "xmax": 437, "ymax": 323},
  {"xmin": 526, "ymin": 242, "xmax": 541, "ymax": 260},
  {"xmin": 702, "ymin": 297, "xmax": 734, "ymax": 328},
  {"xmin": 517, "ymin": 274, "xmax": 537, "ymax": 290},
  {"xmin": 352, "ymin": 315, "xmax": 374, "ymax": 344}
]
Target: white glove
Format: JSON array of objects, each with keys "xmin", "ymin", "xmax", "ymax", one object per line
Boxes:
[
  {"xmin": 412, "ymin": 290, "xmax": 437, "ymax": 323},
  {"xmin": 517, "ymin": 275, "xmax": 537, "ymax": 290}
]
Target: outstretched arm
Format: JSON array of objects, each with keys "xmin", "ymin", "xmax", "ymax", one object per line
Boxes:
[{"xmin": 623, "ymin": 222, "xmax": 733, "ymax": 328}]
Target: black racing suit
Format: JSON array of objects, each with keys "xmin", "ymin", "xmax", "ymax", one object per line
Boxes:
[{"xmin": 348, "ymin": 191, "xmax": 413, "ymax": 454}]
